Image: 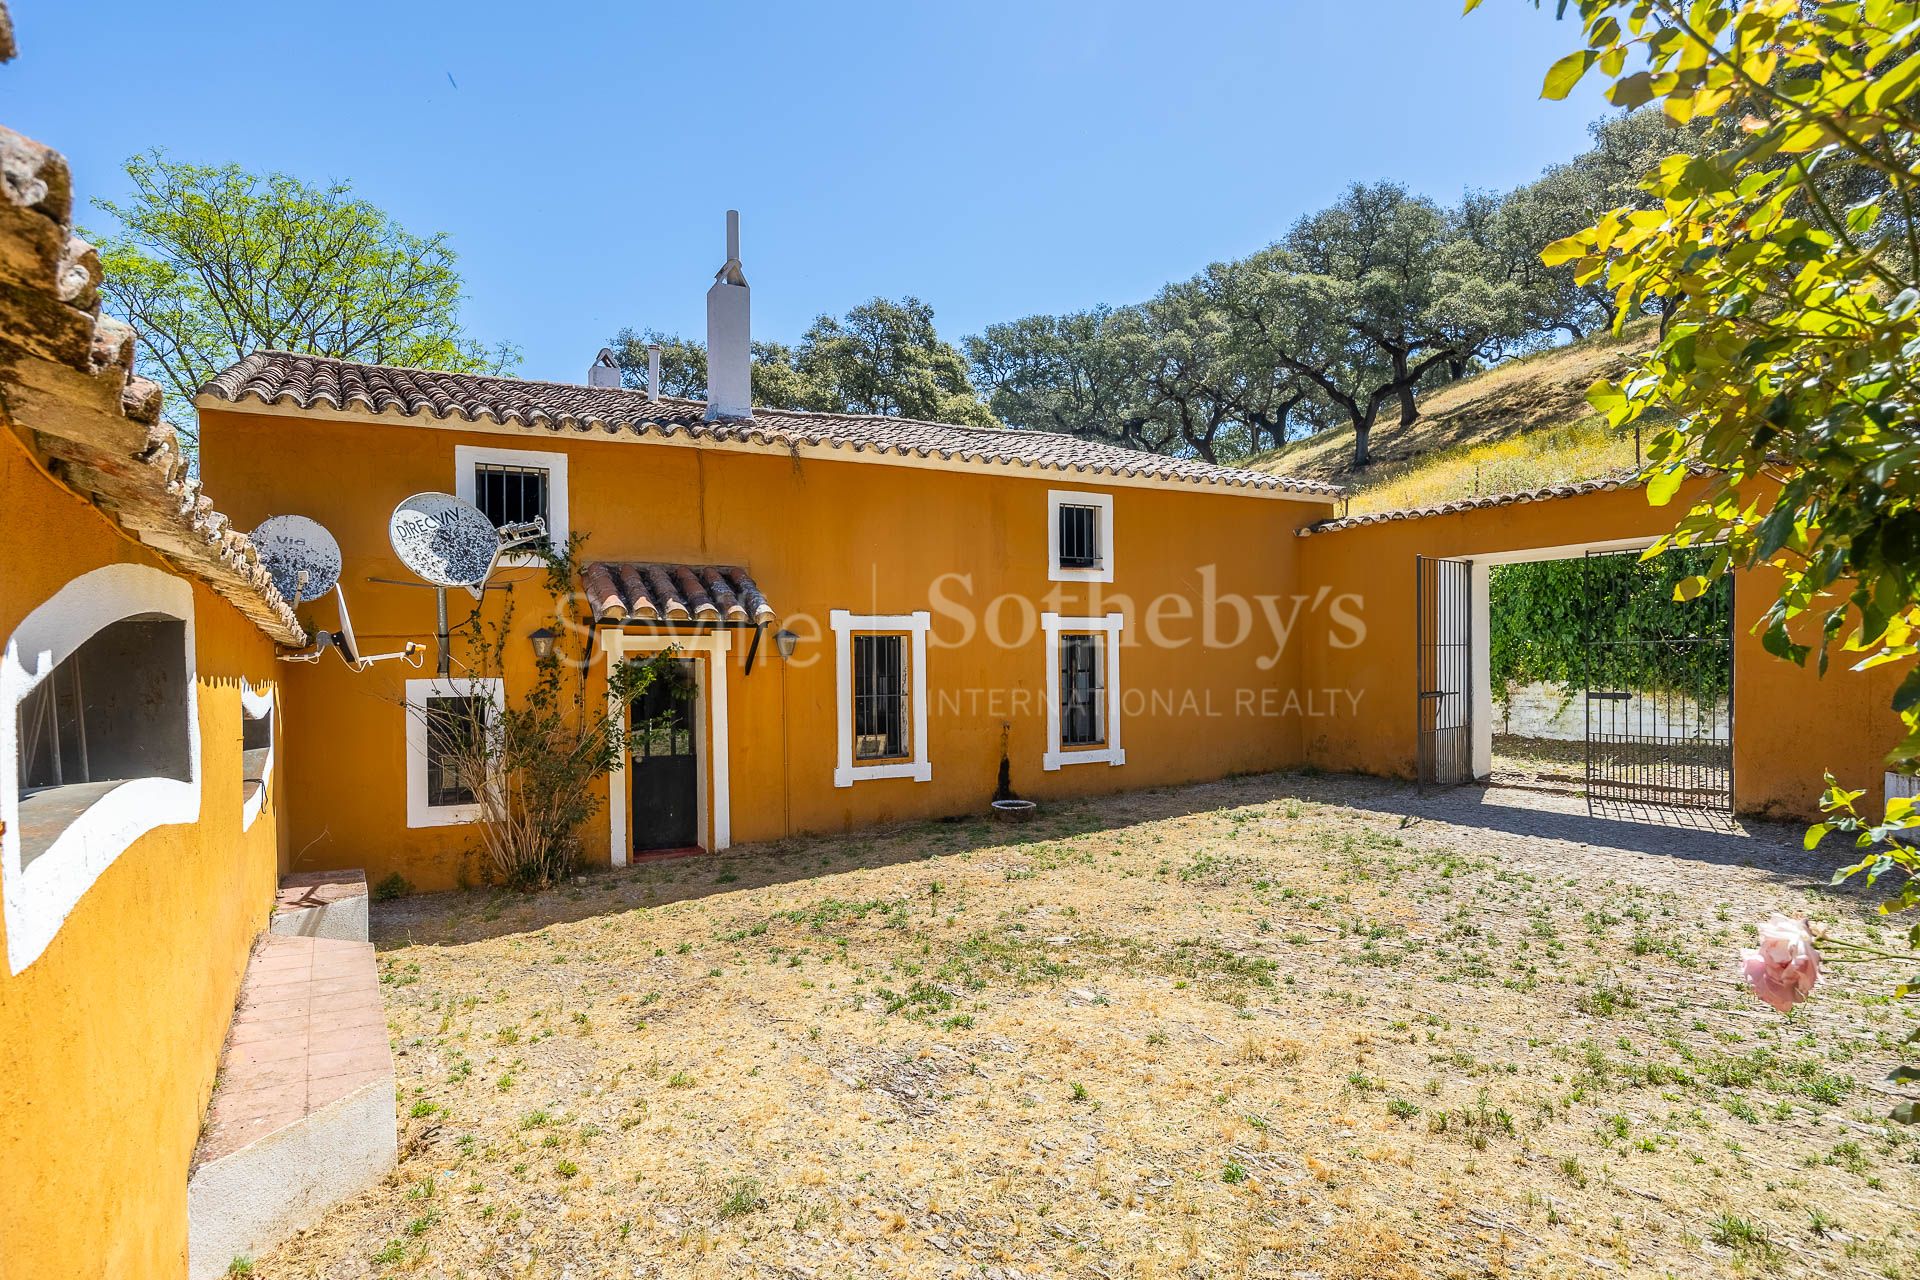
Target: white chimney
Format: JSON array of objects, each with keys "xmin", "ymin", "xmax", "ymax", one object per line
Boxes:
[
  {"xmin": 647, "ymin": 342, "xmax": 662, "ymax": 402},
  {"xmin": 704, "ymin": 210, "xmax": 751, "ymax": 420},
  {"xmin": 587, "ymin": 346, "xmax": 621, "ymax": 389}
]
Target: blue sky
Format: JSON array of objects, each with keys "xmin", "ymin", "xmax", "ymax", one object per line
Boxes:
[{"xmin": 9, "ymin": 1, "xmax": 1611, "ymax": 384}]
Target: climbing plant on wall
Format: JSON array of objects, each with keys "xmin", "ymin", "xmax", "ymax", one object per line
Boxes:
[{"xmin": 1489, "ymin": 547, "xmax": 1732, "ymax": 703}]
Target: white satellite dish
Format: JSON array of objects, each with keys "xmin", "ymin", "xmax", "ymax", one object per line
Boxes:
[
  {"xmin": 388, "ymin": 491, "xmax": 530, "ymax": 676},
  {"xmin": 251, "ymin": 513, "xmax": 422, "ymax": 674},
  {"xmin": 251, "ymin": 514, "xmax": 341, "ymax": 604},
  {"xmin": 389, "ymin": 492, "xmax": 501, "ymax": 590}
]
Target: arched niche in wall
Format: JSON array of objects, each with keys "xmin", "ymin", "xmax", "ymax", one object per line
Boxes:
[{"xmin": 1, "ymin": 562, "xmax": 200, "ymax": 973}]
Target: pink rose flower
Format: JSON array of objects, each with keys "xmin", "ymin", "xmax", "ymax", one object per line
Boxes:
[{"xmin": 1740, "ymin": 914, "xmax": 1821, "ymax": 1013}]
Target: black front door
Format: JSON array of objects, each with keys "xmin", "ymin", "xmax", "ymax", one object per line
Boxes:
[{"xmin": 630, "ymin": 660, "xmax": 699, "ymax": 852}]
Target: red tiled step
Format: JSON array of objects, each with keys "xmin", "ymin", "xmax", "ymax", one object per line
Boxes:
[
  {"xmin": 269, "ymin": 868, "xmax": 368, "ymax": 942},
  {"xmin": 187, "ymin": 934, "xmax": 395, "ymax": 1278}
]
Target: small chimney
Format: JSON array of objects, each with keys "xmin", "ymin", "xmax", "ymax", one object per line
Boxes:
[
  {"xmin": 704, "ymin": 210, "xmax": 751, "ymax": 420},
  {"xmin": 647, "ymin": 342, "xmax": 662, "ymax": 402},
  {"xmin": 587, "ymin": 347, "xmax": 621, "ymax": 389}
]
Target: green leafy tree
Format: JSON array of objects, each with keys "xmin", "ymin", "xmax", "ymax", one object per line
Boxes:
[
  {"xmin": 92, "ymin": 151, "xmax": 515, "ymax": 447},
  {"xmin": 608, "ymin": 328, "xmax": 706, "ymax": 399},
  {"xmin": 792, "ymin": 296, "xmax": 997, "ymax": 426},
  {"xmin": 607, "ymin": 327, "xmax": 808, "ymax": 406},
  {"xmin": 1506, "ymin": 0, "xmax": 1920, "ymax": 1107},
  {"xmin": 967, "ymin": 307, "xmax": 1174, "ymax": 451},
  {"xmin": 610, "ymin": 297, "xmax": 995, "ymax": 426}
]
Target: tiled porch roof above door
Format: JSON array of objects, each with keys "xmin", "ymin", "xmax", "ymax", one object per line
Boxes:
[{"xmin": 581, "ymin": 562, "xmax": 774, "ymax": 626}]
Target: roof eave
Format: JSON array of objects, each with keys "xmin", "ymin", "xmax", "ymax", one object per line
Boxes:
[{"xmin": 196, "ymin": 390, "xmax": 1344, "ymax": 504}]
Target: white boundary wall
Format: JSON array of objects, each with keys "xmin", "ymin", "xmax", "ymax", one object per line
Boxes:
[{"xmin": 1496, "ymin": 680, "xmax": 1729, "ymax": 744}]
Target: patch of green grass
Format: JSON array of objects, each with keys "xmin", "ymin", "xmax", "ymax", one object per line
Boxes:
[
  {"xmin": 1708, "ymin": 1212, "xmax": 1776, "ymax": 1262},
  {"xmin": 373, "ymin": 872, "xmax": 413, "ymax": 901},
  {"xmin": 879, "ymin": 981, "xmax": 956, "ymax": 1018},
  {"xmin": 717, "ymin": 1176, "xmax": 765, "ymax": 1219},
  {"xmin": 1575, "ymin": 976, "xmax": 1636, "ymax": 1017}
]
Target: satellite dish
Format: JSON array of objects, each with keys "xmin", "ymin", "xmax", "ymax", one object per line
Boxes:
[
  {"xmin": 255, "ymin": 513, "xmax": 422, "ymax": 673},
  {"xmin": 389, "ymin": 492, "xmax": 499, "ymax": 589},
  {"xmin": 250, "ymin": 514, "xmax": 342, "ymax": 604}
]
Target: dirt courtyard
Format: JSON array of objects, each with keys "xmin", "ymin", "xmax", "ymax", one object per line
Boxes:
[{"xmin": 255, "ymin": 772, "xmax": 1919, "ymax": 1279}]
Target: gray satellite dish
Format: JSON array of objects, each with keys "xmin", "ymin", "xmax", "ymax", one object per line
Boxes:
[
  {"xmin": 250, "ymin": 514, "xmax": 342, "ymax": 604},
  {"xmin": 253, "ymin": 513, "xmax": 422, "ymax": 673},
  {"xmin": 389, "ymin": 492, "xmax": 500, "ymax": 589}
]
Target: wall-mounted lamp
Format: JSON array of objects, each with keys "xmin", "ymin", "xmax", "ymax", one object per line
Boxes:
[
  {"xmin": 528, "ymin": 627, "xmax": 558, "ymax": 661},
  {"xmin": 774, "ymin": 628, "xmax": 799, "ymax": 661}
]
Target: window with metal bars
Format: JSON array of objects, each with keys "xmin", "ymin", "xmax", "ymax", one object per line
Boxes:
[
  {"xmin": 851, "ymin": 634, "xmax": 909, "ymax": 760},
  {"xmin": 424, "ymin": 694, "xmax": 483, "ymax": 807},
  {"xmin": 472, "ymin": 462, "xmax": 550, "ymax": 543},
  {"xmin": 1059, "ymin": 633, "xmax": 1104, "ymax": 747},
  {"xmin": 1058, "ymin": 503, "xmax": 1101, "ymax": 569}
]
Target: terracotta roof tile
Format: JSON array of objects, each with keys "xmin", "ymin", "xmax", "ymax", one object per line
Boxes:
[
  {"xmin": 1298, "ymin": 472, "xmax": 1666, "ymax": 536},
  {"xmin": 584, "ymin": 562, "xmax": 774, "ymax": 626},
  {"xmin": 199, "ymin": 352, "xmax": 1340, "ymax": 498},
  {"xmin": 0, "ymin": 124, "xmax": 303, "ymax": 645}
]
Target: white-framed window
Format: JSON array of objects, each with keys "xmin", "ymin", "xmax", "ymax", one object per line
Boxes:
[
  {"xmin": 455, "ymin": 444, "xmax": 569, "ymax": 565},
  {"xmin": 240, "ymin": 679, "xmax": 274, "ymax": 832},
  {"xmin": 1043, "ymin": 612, "xmax": 1125, "ymax": 771},
  {"xmin": 405, "ymin": 676, "xmax": 503, "ymax": 828},
  {"xmin": 1048, "ymin": 489, "xmax": 1114, "ymax": 584},
  {"xmin": 2, "ymin": 562, "xmax": 201, "ymax": 974},
  {"xmin": 831, "ymin": 610, "xmax": 931, "ymax": 787}
]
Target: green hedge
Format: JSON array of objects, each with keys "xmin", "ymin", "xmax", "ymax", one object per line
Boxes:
[{"xmin": 1489, "ymin": 550, "xmax": 1732, "ymax": 702}]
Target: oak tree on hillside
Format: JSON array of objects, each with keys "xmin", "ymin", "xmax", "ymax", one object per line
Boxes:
[
  {"xmin": 93, "ymin": 152, "xmax": 515, "ymax": 448},
  {"xmin": 969, "ymin": 296, "xmax": 1326, "ymax": 462},
  {"xmin": 1209, "ymin": 182, "xmax": 1528, "ymax": 468},
  {"xmin": 1480, "ymin": 111, "xmax": 1716, "ymax": 347}
]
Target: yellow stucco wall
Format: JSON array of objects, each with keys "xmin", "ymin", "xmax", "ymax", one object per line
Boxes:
[
  {"xmin": 198, "ymin": 405, "xmax": 1338, "ymax": 889},
  {"xmin": 0, "ymin": 437, "xmax": 287, "ymax": 1279},
  {"xmin": 1293, "ymin": 479, "xmax": 1910, "ymax": 819}
]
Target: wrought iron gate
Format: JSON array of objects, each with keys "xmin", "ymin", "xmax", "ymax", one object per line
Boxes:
[
  {"xmin": 1416, "ymin": 555, "xmax": 1474, "ymax": 788},
  {"xmin": 1581, "ymin": 548, "xmax": 1734, "ymax": 815}
]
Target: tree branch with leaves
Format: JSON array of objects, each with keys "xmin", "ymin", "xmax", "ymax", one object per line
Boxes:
[
  {"xmin": 91, "ymin": 151, "xmax": 517, "ymax": 450},
  {"xmin": 1497, "ymin": 0, "xmax": 1920, "ymax": 1116}
]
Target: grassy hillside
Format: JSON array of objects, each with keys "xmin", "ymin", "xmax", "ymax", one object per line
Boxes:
[{"xmin": 1251, "ymin": 323, "xmax": 1660, "ymax": 514}]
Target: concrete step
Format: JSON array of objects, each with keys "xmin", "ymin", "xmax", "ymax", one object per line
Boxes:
[
  {"xmin": 270, "ymin": 869, "xmax": 369, "ymax": 943},
  {"xmin": 186, "ymin": 935, "xmax": 395, "ymax": 1279}
]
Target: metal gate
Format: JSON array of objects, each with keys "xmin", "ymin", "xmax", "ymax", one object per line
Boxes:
[
  {"xmin": 1416, "ymin": 555, "xmax": 1474, "ymax": 788},
  {"xmin": 1581, "ymin": 548, "xmax": 1734, "ymax": 815}
]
